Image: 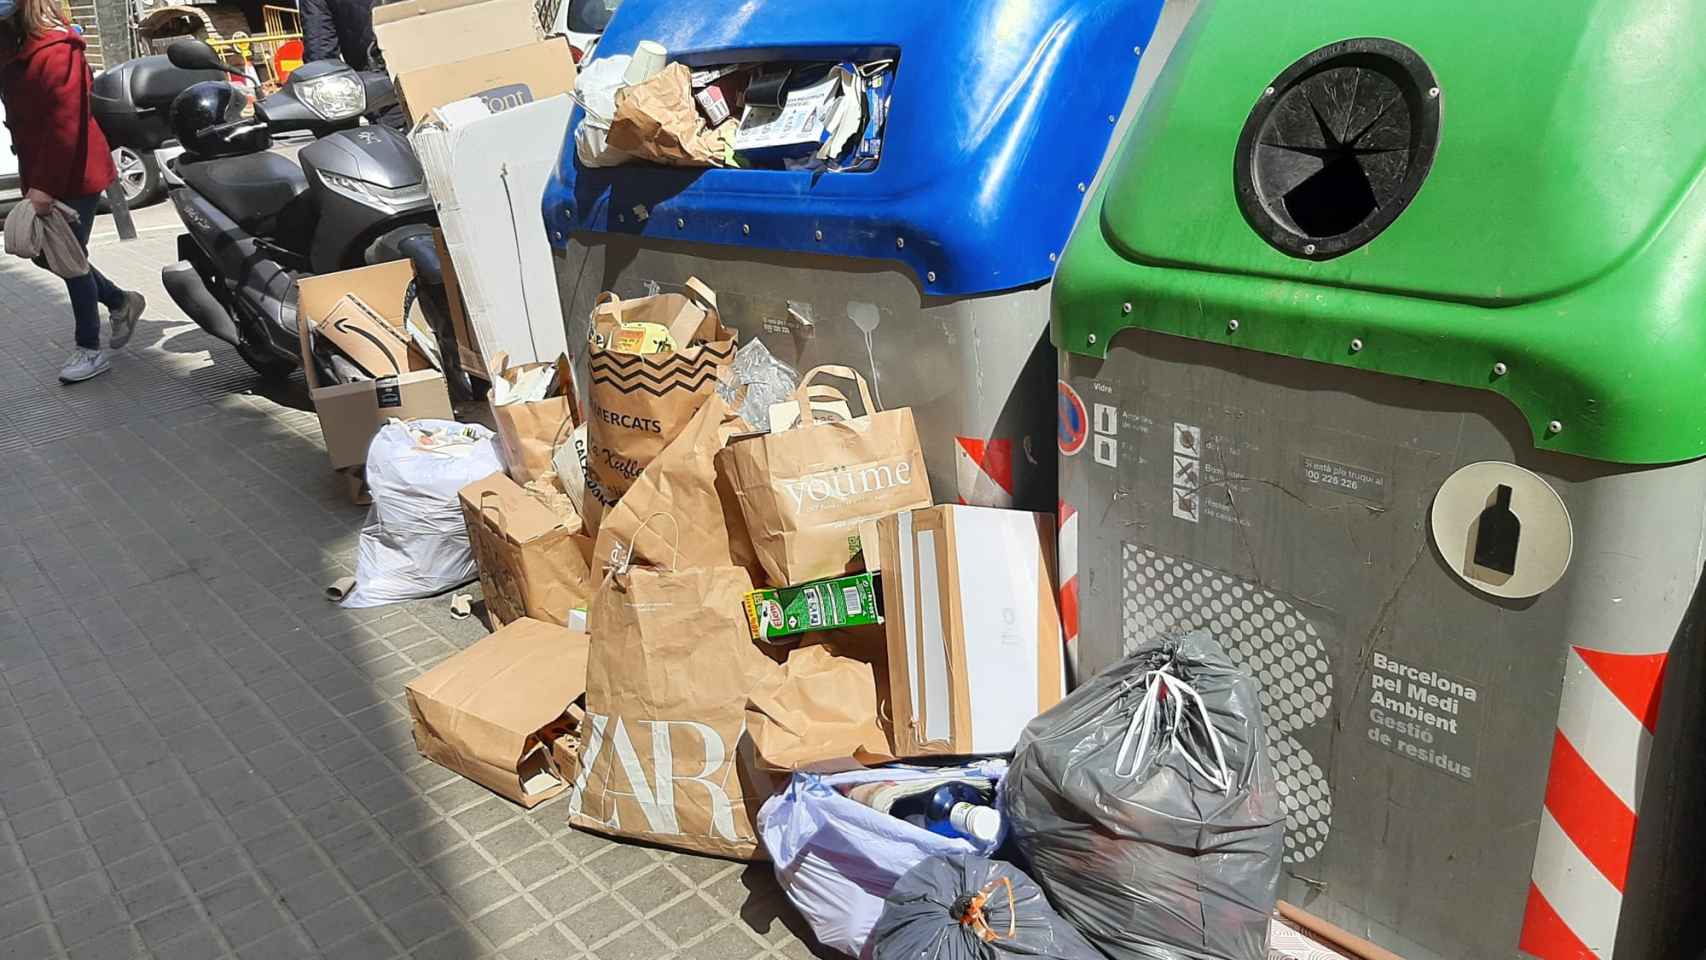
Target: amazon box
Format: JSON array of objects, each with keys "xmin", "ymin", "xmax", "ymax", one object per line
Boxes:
[
  {"xmin": 394, "ymin": 37, "xmax": 576, "ymax": 125},
  {"xmin": 405, "ymin": 617, "xmax": 590, "ymax": 807},
  {"xmin": 298, "ymin": 261, "xmax": 451, "ymax": 470}
]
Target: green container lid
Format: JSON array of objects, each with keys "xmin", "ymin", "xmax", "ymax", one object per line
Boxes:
[{"xmin": 1055, "ymin": 0, "xmax": 1706, "ymax": 465}]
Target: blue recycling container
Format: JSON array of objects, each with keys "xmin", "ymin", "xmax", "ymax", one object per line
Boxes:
[{"xmin": 543, "ymin": 0, "xmax": 1181, "ymax": 511}]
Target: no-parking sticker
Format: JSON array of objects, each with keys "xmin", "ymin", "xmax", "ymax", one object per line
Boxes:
[{"xmin": 1058, "ymin": 380, "xmax": 1088, "ymax": 456}]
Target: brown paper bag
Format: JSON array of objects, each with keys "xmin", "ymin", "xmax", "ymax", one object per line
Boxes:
[
  {"xmin": 719, "ymin": 365, "xmax": 933, "ymax": 586},
  {"xmin": 745, "ymin": 632, "xmax": 896, "ymax": 772},
  {"xmin": 607, "ymin": 62, "xmax": 727, "ymax": 167},
  {"xmin": 591, "ymin": 393, "xmax": 760, "ymax": 577},
  {"xmin": 570, "ymin": 560, "xmax": 782, "ymax": 860},
  {"xmin": 584, "ymin": 278, "xmax": 735, "ymax": 529},
  {"xmin": 405, "ymin": 618, "xmax": 590, "ymax": 808},
  {"xmin": 489, "ymin": 352, "xmax": 579, "ymax": 486},
  {"xmin": 459, "ymin": 472, "xmax": 593, "ymax": 627}
]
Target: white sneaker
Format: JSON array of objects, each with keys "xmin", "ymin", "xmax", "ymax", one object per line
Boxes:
[
  {"xmin": 59, "ymin": 348, "xmax": 111, "ymax": 384},
  {"xmin": 108, "ymin": 291, "xmax": 146, "ymax": 349}
]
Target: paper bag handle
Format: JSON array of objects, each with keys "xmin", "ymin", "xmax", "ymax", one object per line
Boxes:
[
  {"xmin": 616, "ymin": 511, "xmax": 683, "ymax": 574},
  {"xmin": 682, "ymin": 276, "xmax": 718, "ymax": 310},
  {"xmin": 479, "ymin": 491, "xmax": 511, "ymax": 541},
  {"xmin": 793, "ymin": 365, "xmax": 878, "ymax": 425}
]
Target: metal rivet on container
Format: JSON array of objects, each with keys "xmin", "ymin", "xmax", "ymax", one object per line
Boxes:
[
  {"xmin": 1349, "ymin": 338, "xmax": 1364, "ymax": 353},
  {"xmin": 1088, "ymin": 333, "xmax": 1098, "ymax": 345},
  {"xmin": 896, "ymin": 237, "xmax": 906, "ymax": 249},
  {"xmin": 1547, "ymin": 420, "xmax": 1563, "ymax": 435},
  {"xmin": 741, "ymin": 223, "xmax": 751, "ymax": 235},
  {"xmin": 1121, "ymin": 302, "xmax": 1133, "ymax": 315},
  {"xmin": 617, "ymin": 213, "xmax": 625, "ymax": 223},
  {"xmin": 1265, "ymin": 86, "xmax": 1276, "ymax": 97},
  {"xmin": 1134, "ymin": 46, "xmax": 1142, "ymax": 56},
  {"xmin": 1227, "ymin": 318, "xmax": 1240, "ymax": 332},
  {"xmin": 1428, "ymin": 86, "xmax": 1441, "ymax": 98},
  {"xmin": 1107, "ymin": 114, "xmax": 1116, "ymax": 123},
  {"xmin": 1077, "ymin": 182, "xmax": 1087, "ymax": 193},
  {"xmin": 815, "ymin": 229, "xmax": 824, "ymax": 241},
  {"xmin": 1304, "ymin": 242, "xmax": 1317, "ymax": 255},
  {"xmin": 927, "ymin": 271, "xmax": 937, "ymax": 283},
  {"xmin": 1049, "ymin": 252, "xmax": 1058, "ymax": 262},
  {"xmin": 1493, "ymin": 362, "xmax": 1508, "ymax": 376},
  {"xmin": 676, "ymin": 217, "xmax": 685, "ymax": 229}
]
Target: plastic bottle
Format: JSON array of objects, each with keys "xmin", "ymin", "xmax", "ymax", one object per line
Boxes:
[{"xmin": 889, "ymin": 783, "xmax": 1002, "ymax": 843}]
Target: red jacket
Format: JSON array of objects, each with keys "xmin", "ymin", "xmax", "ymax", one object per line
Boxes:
[{"xmin": 1, "ymin": 27, "xmax": 116, "ymax": 200}]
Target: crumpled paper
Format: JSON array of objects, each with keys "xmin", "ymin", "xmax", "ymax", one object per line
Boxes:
[{"xmin": 607, "ymin": 62, "xmax": 732, "ymax": 167}]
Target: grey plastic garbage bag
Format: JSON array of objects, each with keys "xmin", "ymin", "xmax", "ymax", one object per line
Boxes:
[
  {"xmin": 870, "ymin": 854, "xmax": 1102, "ymax": 960},
  {"xmin": 1002, "ymin": 630, "xmax": 1282, "ymax": 960}
]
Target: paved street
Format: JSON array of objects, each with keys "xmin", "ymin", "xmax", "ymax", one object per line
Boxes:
[{"xmin": 0, "ymin": 213, "xmax": 822, "ymax": 959}]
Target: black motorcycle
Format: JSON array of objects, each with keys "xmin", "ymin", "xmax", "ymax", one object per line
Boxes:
[{"xmin": 93, "ymin": 40, "xmax": 463, "ymax": 391}]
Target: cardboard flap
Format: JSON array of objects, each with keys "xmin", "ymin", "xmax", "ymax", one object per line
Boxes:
[
  {"xmin": 459, "ymin": 472, "xmax": 570, "ymax": 545},
  {"xmin": 395, "ymin": 37, "xmax": 576, "ymax": 124},
  {"xmin": 317, "ymin": 293, "xmax": 413, "ymax": 377},
  {"xmin": 405, "ymin": 618, "xmax": 590, "ymax": 753},
  {"xmin": 373, "ymin": 0, "xmax": 542, "ymax": 79}
]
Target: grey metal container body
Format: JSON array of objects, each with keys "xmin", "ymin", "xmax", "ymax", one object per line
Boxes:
[
  {"xmin": 556, "ymin": 239, "xmax": 1055, "ymax": 509},
  {"xmin": 1059, "ymin": 329, "xmax": 1706, "ymax": 960}
]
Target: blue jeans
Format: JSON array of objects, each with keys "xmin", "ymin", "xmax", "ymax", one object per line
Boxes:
[{"xmin": 60, "ymin": 193, "xmax": 126, "ymax": 350}]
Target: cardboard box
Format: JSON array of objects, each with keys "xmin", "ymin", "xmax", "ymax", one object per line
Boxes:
[
  {"xmin": 405, "ymin": 617, "xmax": 589, "ymax": 807},
  {"xmin": 314, "ymin": 292, "xmax": 416, "ymax": 377},
  {"xmin": 458, "ymin": 471, "xmax": 593, "ymax": 627},
  {"xmin": 395, "ymin": 37, "xmax": 576, "ymax": 125},
  {"xmin": 371, "ymin": 0, "xmax": 541, "ymax": 79},
  {"xmin": 298, "ymin": 261, "xmax": 452, "ymax": 470},
  {"xmin": 877, "ymin": 505, "xmax": 1064, "ymax": 756}
]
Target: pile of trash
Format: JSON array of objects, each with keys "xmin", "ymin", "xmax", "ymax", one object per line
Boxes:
[
  {"xmin": 576, "ymin": 39, "xmax": 894, "ymax": 171},
  {"xmin": 326, "ymin": 273, "xmax": 1289, "ymax": 960}
]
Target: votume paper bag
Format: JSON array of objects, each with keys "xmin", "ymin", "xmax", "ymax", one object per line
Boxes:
[
  {"xmin": 720, "ymin": 365, "xmax": 932, "ymax": 586},
  {"xmin": 405, "ymin": 618, "xmax": 590, "ymax": 807}
]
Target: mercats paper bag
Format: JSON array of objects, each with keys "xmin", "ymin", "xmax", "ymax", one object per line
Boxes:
[
  {"xmin": 592, "ymin": 393, "xmax": 759, "ymax": 577},
  {"xmin": 584, "ymin": 277, "xmax": 735, "ymax": 530},
  {"xmin": 720, "ymin": 365, "xmax": 932, "ymax": 586},
  {"xmin": 571, "ymin": 561, "xmax": 782, "ymax": 859}
]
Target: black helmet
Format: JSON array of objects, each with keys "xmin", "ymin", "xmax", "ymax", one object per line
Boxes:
[{"xmin": 170, "ymin": 81, "xmax": 268, "ymax": 158}]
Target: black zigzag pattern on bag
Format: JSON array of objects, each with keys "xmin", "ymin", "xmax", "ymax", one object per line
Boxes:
[{"xmin": 589, "ymin": 344, "xmax": 734, "ymax": 396}]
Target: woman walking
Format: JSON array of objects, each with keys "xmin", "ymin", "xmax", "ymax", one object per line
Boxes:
[{"xmin": 1, "ymin": 0, "xmax": 144, "ymax": 383}]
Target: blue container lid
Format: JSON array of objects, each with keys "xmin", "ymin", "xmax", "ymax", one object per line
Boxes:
[{"xmin": 542, "ymin": 0, "xmax": 1163, "ymax": 297}]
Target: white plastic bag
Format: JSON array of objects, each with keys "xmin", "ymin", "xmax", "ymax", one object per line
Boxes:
[
  {"xmin": 574, "ymin": 55, "xmax": 635, "ymax": 168},
  {"xmin": 343, "ymin": 420, "xmax": 503, "ymax": 608},
  {"xmin": 757, "ymin": 761, "xmax": 1006, "ymax": 958}
]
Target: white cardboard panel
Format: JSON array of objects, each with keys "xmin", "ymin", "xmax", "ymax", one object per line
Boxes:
[
  {"xmin": 915, "ymin": 529, "xmax": 951, "ymax": 744},
  {"xmin": 952, "ymin": 508, "xmax": 1040, "ymax": 753}
]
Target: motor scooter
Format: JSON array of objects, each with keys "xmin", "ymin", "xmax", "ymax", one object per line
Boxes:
[{"xmin": 93, "ymin": 40, "xmax": 466, "ymax": 392}]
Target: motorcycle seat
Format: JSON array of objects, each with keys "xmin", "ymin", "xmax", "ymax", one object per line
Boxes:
[{"xmin": 178, "ymin": 152, "xmax": 310, "ymax": 234}]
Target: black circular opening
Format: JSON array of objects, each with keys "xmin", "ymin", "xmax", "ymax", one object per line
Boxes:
[{"xmin": 1234, "ymin": 38, "xmax": 1441, "ymax": 260}]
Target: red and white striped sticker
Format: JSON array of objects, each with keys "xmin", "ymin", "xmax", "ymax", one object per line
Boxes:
[
  {"xmin": 955, "ymin": 436, "xmax": 1015, "ymax": 508},
  {"xmin": 1520, "ymin": 645, "xmax": 1667, "ymax": 958},
  {"xmin": 1058, "ymin": 501, "xmax": 1079, "ymax": 683}
]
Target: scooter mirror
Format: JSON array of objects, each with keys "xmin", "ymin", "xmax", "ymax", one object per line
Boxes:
[{"xmin": 167, "ymin": 39, "xmax": 240, "ymax": 76}]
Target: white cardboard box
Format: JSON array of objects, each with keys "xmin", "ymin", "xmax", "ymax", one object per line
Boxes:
[{"xmin": 878, "ymin": 505, "xmax": 1065, "ymax": 756}]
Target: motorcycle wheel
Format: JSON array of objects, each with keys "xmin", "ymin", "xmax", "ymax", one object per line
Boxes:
[{"xmin": 236, "ymin": 342, "xmax": 295, "ymax": 380}]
